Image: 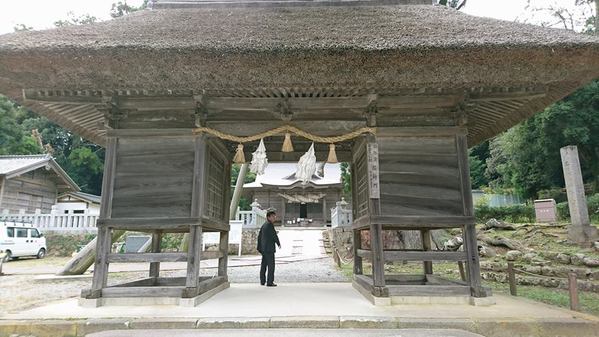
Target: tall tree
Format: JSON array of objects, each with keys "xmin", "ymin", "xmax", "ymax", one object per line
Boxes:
[{"xmin": 485, "ymin": 80, "xmax": 599, "ymax": 199}]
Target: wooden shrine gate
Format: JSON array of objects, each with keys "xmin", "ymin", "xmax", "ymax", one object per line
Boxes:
[{"xmin": 2, "ymin": 0, "xmax": 598, "ymax": 307}]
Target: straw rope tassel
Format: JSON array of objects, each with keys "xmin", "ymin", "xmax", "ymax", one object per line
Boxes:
[
  {"xmin": 233, "ymin": 144, "xmax": 246, "ymax": 163},
  {"xmin": 327, "ymin": 143, "xmax": 338, "ymax": 163},
  {"xmin": 282, "ymin": 133, "xmax": 294, "ymax": 152}
]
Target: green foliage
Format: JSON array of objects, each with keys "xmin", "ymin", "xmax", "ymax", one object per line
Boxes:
[
  {"xmin": 474, "ymin": 204, "xmax": 535, "ymax": 223},
  {"xmin": 45, "ymin": 233, "xmax": 95, "ymax": 257},
  {"xmin": 340, "ymin": 162, "xmax": 351, "ymax": 200},
  {"xmin": 53, "ymin": 12, "xmax": 97, "ymax": 27},
  {"xmin": 485, "ymin": 80, "xmax": 599, "ymax": 199},
  {"xmin": 0, "ymin": 95, "xmax": 105, "ymax": 195},
  {"xmin": 110, "ymin": 1, "xmax": 149, "ymax": 18},
  {"xmin": 230, "ymin": 164, "xmax": 256, "ymax": 186},
  {"xmin": 13, "ymin": 24, "xmax": 33, "ymax": 32},
  {"xmin": 160, "ymin": 233, "xmax": 184, "ymax": 252},
  {"xmin": 557, "ymin": 193, "xmax": 599, "ymax": 223},
  {"xmin": 0, "ymin": 96, "xmax": 42, "ymax": 155},
  {"xmin": 537, "ymin": 187, "xmax": 568, "ymax": 203}
]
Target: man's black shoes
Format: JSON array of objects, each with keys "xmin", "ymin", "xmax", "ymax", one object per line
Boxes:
[
  {"xmin": 266, "ymin": 283, "xmax": 277, "ymax": 287},
  {"xmin": 260, "ymin": 283, "xmax": 265, "ymax": 286}
]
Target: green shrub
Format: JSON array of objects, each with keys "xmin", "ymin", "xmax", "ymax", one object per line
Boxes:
[
  {"xmin": 557, "ymin": 193, "xmax": 599, "ymax": 222},
  {"xmin": 45, "ymin": 233, "xmax": 95, "ymax": 257},
  {"xmin": 474, "ymin": 204, "xmax": 535, "ymax": 223},
  {"xmin": 538, "ymin": 188, "xmax": 568, "ymax": 203}
]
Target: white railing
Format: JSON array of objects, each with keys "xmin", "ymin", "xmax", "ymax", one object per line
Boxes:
[
  {"xmin": 331, "ymin": 199, "xmax": 352, "ymax": 228},
  {"xmin": 0, "ymin": 213, "xmax": 99, "ymax": 232},
  {"xmin": 235, "ymin": 203, "xmax": 267, "ymax": 228},
  {"xmin": 203, "ymin": 220, "xmax": 243, "ymax": 256}
]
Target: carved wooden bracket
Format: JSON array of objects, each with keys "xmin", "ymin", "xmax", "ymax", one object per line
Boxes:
[
  {"xmin": 366, "ymin": 94, "xmax": 378, "ymax": 127},
  {"xmin": 193, "ymin": 94, "xmax": 208, "ymax": 127},
  {"xmin": 275, "ymin": 98, "xmax": 293, "ymax": 121},
  {"xmin": 96, "ymin": 96, "xmax": 132, "ymax": 129}
]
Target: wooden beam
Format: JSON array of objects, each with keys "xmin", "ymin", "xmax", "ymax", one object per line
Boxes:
[
  {"xmin": 97, "ymin": 217, "xmax": 202, "ymax": 227},
  {"xmin": 469, "ymin": 92, "xmax": 546, "ymax": 102},
  {"xmin": 202, "ymin": 250, "xmax": 225, "ymax": 260},
  {"xmin": 102, "ymin": 286, "xmax": 184, "ymax": 298},
  {"xmin": 387, "ymin": 285, "xmax": 470, "ymax": 296},
  {"xmin": 108, "ymin": 252, "xmax": 187, "ymax": 263},
  {"xmin": 373, "ymin": 215, "xmax": 475, "ymax": 226},
  {"xmin": 384, "ymin": 250, "xmax": 467, "ymax": 262},
  {"xmin": 23, "ymin": 89, "xmax": 106, "ymax": 104},
  {"xmin": 353, "ymin": 274, "xmax": 374, "ymax": 293},
  {"xmin": 376, "ymin": 126, "xmax": 466, "ymax": 137}
]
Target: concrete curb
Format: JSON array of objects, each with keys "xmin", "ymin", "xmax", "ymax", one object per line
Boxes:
[{"xmin": 1, "ymin": 316, "xmax": 599, "ymax": 337}]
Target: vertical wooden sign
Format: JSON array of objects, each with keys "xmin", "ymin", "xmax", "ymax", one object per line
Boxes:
[{"xmin": 367, "ymin": 142, "xmax": 380, "ymax": 199}]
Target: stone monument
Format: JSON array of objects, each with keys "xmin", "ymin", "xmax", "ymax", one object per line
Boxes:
[{"xmin": 560, "ymin": 145, "xmax": 599, "ymax": 246}]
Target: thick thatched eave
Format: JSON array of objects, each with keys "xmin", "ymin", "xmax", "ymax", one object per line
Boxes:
[{"xmin": 0, "ymin": 5, "xmax": 598, "ymax": 146}]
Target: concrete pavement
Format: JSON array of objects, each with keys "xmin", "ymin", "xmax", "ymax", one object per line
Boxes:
[
  {"xmin": 2, "ymin": 283, "xmax": 599, "ymax": 337},
  {"xmin": 87, "ymin": 329, "xmax": 486, "ymax": 337}
]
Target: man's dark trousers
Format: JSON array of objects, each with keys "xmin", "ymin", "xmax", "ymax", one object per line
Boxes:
[{"xmin": 260, "ymin": 252, "xmax": 275, "ymax": 285}]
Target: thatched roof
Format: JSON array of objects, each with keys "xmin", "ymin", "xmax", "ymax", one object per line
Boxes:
[{"xmin": 0, "ymin": 4, "xmax": 598, "ymax": 145}]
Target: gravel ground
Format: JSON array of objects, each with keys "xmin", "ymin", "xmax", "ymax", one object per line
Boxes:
[{"xmin": 0, "ymin": 256, "xmax": 348, "ymax": 315}]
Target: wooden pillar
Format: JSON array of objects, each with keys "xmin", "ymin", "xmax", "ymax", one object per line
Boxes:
[
  {"xmin": 185, "ymin": 225, "xmax": 202, "ymax": 295},
  {"xmin": 90, "ymin": 226, "xmax": 111, "ymax": 298},
  {"xmin": 0, "ymin": 176, "xmax": 5, "ymax": 211},
  {"xmin": 366, "ymin": 135, "xmax": 386, "ymax": 295},
  {"xmin": 218, "ymin": 230, "xmax": 229, "ymax": 279},
  {"xmin": 280, "ymin": 198, "xmax": 286, "ymax": 226},
  {"xmin": 149, "ymin": 231, "xmax": 162, "ymax": 279},
  {"xmin": 322, "ymin": 198, "xmax": 327, "ymax": 223},
  {"xmin": 370, "ymin": 223, "xmax": 385, "ymax": 288},
  {"xmin": 456, "ymin": 134, "xmax": 484, "ymax": 297},
  {"xmin": 89, "ymin": 136, "xmax": 117, "ymax": 298},
  {"xmin": 353, "ymin": 229, "xmax": 363, "ymax": 275},
  {"xmin": 421, "ymin": 229, "xmax": 433, "ymax": 275}
]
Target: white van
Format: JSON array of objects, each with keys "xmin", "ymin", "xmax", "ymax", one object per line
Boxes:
[{"xmin": 0, "ymin": 221, "xmax": 47, "ymax": 261}]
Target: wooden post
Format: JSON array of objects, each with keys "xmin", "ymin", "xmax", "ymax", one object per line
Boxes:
[
  {"xmin": 149, "ymin": 231, "xmax": 162, "ymax": 279},
  {"xmin": 218, "ymin": 230, "xmax": 229, "ymax": 278},
  {"xmin": 185, "ymin": 225, "xmax": 202, "ymax": 294},
  {"xmin": 569, "ymin": 272, "xmax": 580, "ymax": 311},
  {"xmin": 370, "ymin": 223, "xmax": 385, "ymax": 288},
  {"xmin": 322, "ymin": 198, "xmax": 327, "ymax": 224},
  {"xmin": 90, "ymin": 226, "xmax": 112, "ymax": 298},
  {"xmin": 458, "ymin": 261, "xmax": 467, "ymax": 282},
  {"xmin": 353, "ymin": 229, "xmax": 363, "ymax": 275},
  {"xmin": 456, "ymin": 134, "xmax": 484, "ymax": 297},
  {"xmin": 421, "ymin": 229, "xmax": 433, "ymax": 275},
  {"xmin": 507, "ymin": 261, "xmax": 517, "ymax": 296}
]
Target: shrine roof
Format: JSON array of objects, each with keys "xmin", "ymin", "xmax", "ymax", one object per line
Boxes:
[
  {"xmin": 0, "ymin": 3, "xmax": 598, "ymax": 145},
  {"xmin": 244, "ymin": 163, "xmax": 342, "ymax": 188}
]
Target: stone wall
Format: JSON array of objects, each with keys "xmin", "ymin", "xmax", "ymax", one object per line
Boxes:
[{"xmin": 202, "ymin": 229, "xmax": 260, "ymax": 255}]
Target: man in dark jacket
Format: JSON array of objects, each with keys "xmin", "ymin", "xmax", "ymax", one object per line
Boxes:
[{"xmin": 257, "ymin": 210, "xmax": 281, "ymax": 286}]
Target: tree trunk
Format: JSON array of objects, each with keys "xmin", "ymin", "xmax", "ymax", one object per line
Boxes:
[{"xmin": 57, "ymin": 230, "xmax": 126, "ymax": 275}]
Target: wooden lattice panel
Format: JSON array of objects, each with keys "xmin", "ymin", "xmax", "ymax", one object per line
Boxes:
[{"xmin": 352, "ymin": 138, "xmax": 370, "ymax": 219}]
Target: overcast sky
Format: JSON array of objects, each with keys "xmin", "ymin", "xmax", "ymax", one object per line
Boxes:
[{"xmin": 0, "ymin": 0, "xmax": 592, "ymax": 35}]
